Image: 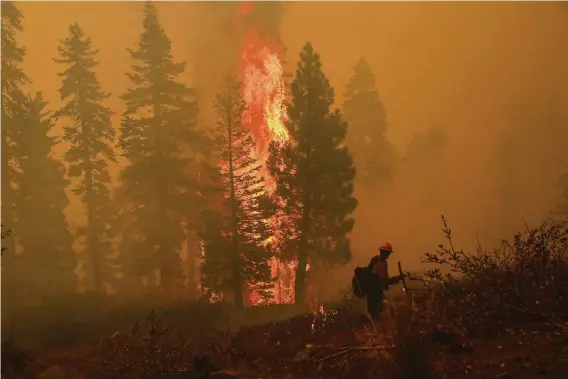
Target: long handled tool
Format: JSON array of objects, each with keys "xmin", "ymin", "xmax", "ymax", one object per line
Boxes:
[{"xmin": 398, "ymin": 261, "xmax": 412, "ymax": 309}]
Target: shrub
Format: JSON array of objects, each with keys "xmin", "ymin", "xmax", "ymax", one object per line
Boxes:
[{"xmin": 415, "ymin": 216, "xmax": 568, "ymax": 334}]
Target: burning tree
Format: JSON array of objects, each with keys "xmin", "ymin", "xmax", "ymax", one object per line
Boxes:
[
  {"xmin": 200, "ymin": 77, "xmax": 274, "ymax": 307},
  {"xmin": 232, "ymin": 1, "xmax": 297, "ymax": 303},
  {"xmin": 268, "ymin": 43, "xmax": 357, "ymax": 304}
]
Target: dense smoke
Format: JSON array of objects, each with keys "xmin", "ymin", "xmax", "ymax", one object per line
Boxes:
[{"xmin": 7, "ymin": 1, "xmax": 568, "ymax": 300}]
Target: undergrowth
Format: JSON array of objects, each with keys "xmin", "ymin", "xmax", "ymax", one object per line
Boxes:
[
  {"xmin": 2, "ymin": 216, "xmax": 567, "ymax": 379},
  {"xmin": 413, "ymin": 216, "xmax": 568, "ymax": 336}
]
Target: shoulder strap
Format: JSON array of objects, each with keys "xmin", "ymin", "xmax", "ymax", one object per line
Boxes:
[
  {"xmin": 372, "ymin": 258, "xmax": 389, "ymax": 281},
  {"xmin": 368, "ymin": 255, "xmax": 379, "ymax": 269}
]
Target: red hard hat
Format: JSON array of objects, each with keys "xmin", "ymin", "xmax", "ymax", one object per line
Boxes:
[{"xmin": 379, "ymin": 241, "xmax": 393, "ymax": 252}]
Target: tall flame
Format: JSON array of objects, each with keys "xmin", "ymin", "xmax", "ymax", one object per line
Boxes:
[
  {"xmin": 237, "ymin": 2, "xmax": 297, "ymax": 305},
  {"xmin": 240, "ymin": 28, "xmax": 288, "ymax": 164}
]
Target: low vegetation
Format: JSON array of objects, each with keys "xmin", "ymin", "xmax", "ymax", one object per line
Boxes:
[{"xmin": 2, "ymin": 217, "xmax": 567, "ymax": 378}]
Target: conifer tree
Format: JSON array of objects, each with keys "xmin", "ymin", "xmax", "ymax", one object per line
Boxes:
[
  {"xmin": 1, "ymin": 1, "xmax": 29, "ymax": 298},
  {"xmin": 1, "ymin": 1, "xmax": 28, "ymax": 261},
  {"xmin": 54, "ymin": 23, "xmax": 118, "ymax": 292},
  {"xmin": 200, "ymin": 76, "xmax": 273, "ymax": 307},
  {"xmin": 343, "ymin": 58, "xmax": 397, "ymax": 184},
  {"xmin": 268, "ymin": 43, "xmax": 357, "ymax": 304},
  {"xmin": 119, "ymin": 3, "xmax": 203, "ymax": 292},
  {"xmin": 15, "ymin": 93, "xmax": 77, "ymax": 295}
]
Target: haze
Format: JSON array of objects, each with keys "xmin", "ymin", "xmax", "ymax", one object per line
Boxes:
[{"xmin": 16, "ymin": 1, "xmax": 568, "ymax": 275}]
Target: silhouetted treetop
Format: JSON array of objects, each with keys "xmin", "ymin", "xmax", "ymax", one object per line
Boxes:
[
  {"xmin": 55, "ymin": 22, "xmax": 118, "ymax": 292},
  {"xmin": 118, "ymin": 2, "xmax": 203, "ymax": 292},
  {"xmin": 1, "ymin": 1, "xmax": 28, "ymax": 101},
  {"xmin": 343, "ymin": 57, "xmax": 397, "ymax": 183},
  {"xmin": 344, "ymin": 58, "xmax": 385, "ymax": 133},
  {"xmin": 269, "ymin": 42, "xmax": 357, "ymax": 304},
  {"xmin": 122, "ymin": 2, "xmax": 192, "ymax": 111}
]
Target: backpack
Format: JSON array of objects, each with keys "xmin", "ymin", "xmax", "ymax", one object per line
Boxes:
[{"xmin": 352, "ymin": 266, "xmax": 371, "ymax": 298}]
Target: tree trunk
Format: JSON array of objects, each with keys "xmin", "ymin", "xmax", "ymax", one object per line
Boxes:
[
  {"xmin": 1, "ymin": 131, "xmax": 19, "ymax": 292},
  {"xmin": 185, "ymin": 230, "xmax": 199, "ymax": 299},
  {"xmin": 83, "ymin": 118, "xmax": 102, "ymax": 293},
  {"xmin": 294, "ymin": 196, "xmax": 311, "ymax": 305},
  {"xmin": 227, "ymin": 91, "xmax": 243, "ymax": 308}
]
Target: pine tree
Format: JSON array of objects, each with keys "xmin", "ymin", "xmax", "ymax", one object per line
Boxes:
[
  {"xmin": 1, "ymin": 2, "xmax": 28, "ymax": 254},
  {"xmin": 343, "ymin": 58, "xmax": 397, "ymax": 184},
  {"xmin": 115, "ymin": 195, "xmax": 144, "ymax": 293},
  {"xmin": 15, "ymin": 93, "xmax": 77, "ymax": 296},
  {"xmin": 54, "ymin": 23, "xmax": 118, "ymax": 292},
  {"xmin": 200, "ymin": 76, "xmax": 273, "ymax": 307},
  {"xmin": 268, "ymin": 43, "xmax": 357, "ymax": 304},
  {"xmin": 1, "ymin": 1, "xmax": 29, "ymax": 299},
  {"xmin": 119, "ymin": 2, "xmax": 203, "ymax": 292}
]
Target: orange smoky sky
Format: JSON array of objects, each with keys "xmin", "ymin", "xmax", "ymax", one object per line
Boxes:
[{"xmin": 16, "ymin": 1, "xmax": 568, "ymax": 273}]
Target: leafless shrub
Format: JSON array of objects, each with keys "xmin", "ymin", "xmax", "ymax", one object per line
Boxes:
[
  {"xmin": 415, "ymin": 216, "xmax": 568, "ymax": 335},
  {"xmin": 97, "ymin": 310, "xmax": 194, "ymax": 379},
  {"xmin": 345, "ymin": 301, "xmax": 438, "ymax": 379},
  {"xmin": 1, "ymin": 224, "xmax": 11, "ymax": 255}
]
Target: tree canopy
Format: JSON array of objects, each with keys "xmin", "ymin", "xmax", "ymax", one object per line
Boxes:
[
  {"xmin": 118, "ymin": 2, "xmax": 204, "ymax": 292},
  {"xmin": 15, "ymin": 93, "xmax": 77, "ymax": 296},
  {"xmin": 55, "ymin": 22, "xmax": 118, "ymax": 292},
  {"xmin": 269, "ymin": 42, "xmax": 357, "ymax": 304},
  {"xmin": 343, "ymin": 58, "xmax": 397, "ymax": 184},
  {"xmin": 200, "ymin": 76, "xmax": 274, "ymax": 307}
]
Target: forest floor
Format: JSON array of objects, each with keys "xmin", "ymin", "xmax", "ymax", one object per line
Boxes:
[
  {"xmin": 3, "ymin": 295, "xmax": 567, "ymax": 379},
  {"xmin": 5, "ymin": 220, "xmax": 567, "ymax": 378}
]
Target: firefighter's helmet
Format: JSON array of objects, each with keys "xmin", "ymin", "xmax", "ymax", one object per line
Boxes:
[{"xmin": 379, "ymin": 241, "xmax": 393, "ymax": 253}]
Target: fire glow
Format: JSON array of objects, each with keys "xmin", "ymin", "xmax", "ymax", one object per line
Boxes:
[
  {"xmin": 240, "ymin": 29, "xmax": 288, "ymax": 167},
  {"xmin": 237, "ymin": 2, "xmax": 296, "ymax": 305}
]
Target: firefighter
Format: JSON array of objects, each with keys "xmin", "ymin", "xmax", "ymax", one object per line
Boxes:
[{"xmin": 366, "ymin": 241, "xmax": 403, "ymax": 319}]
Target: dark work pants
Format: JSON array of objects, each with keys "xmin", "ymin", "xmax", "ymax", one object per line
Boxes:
[{"xmin": 366, "ymin": 276, "xmax": 385, "ymax": 319}]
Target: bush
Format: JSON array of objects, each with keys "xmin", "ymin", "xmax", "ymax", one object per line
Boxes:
[{"xmin": 415, "ymin": 216, "xmax": 568, "ymax": 334}]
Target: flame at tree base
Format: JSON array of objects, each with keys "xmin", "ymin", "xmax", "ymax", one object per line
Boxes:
[
  {"xmin": 201, "ymin": 2, "xmax": 321, "ymax": 308},
  {"xmin": 237, "ymin": 2, "xmax": 299, "ymax": 306},
  {"xmin": 199, "ymin": 2, "xmax": 297, "ymax": 307}
]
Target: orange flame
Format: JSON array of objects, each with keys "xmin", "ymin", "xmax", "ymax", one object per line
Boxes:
[
  {"xmin": 237, "ymin": 2, "xmax": 297, "ymax": 305},
  {"xmin": 240, "ymin": 28, "xmax": 288, "ymax": 166}
]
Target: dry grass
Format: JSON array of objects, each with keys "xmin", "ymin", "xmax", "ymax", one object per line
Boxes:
[{"xmin": 2, "ymin": 217, "xmax": 567, "ymax": 379}]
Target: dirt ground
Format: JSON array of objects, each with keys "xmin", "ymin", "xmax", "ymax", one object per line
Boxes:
[{"xmin": 3, "ymin": 300, "xmax": 567, "ymax": 379}]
